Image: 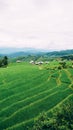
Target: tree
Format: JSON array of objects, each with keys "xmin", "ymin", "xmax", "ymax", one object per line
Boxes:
[
  {"xmin": 31, "ymin": 101, "xmax": 73, "ymax": 130},
  {"xmin": 0, "ymin": 59, "xmax": 2, "ymax": 67},
  {"xmin": 59, "ymin": 61, "xmax": 67, "ymax": 68},
  {"xmin": 2, "ymin": 56, "xmax": 8, "ymax": 67},
  {"xmin": 0, "ymin": 56, "xmax": 8, "ymax": 67}
]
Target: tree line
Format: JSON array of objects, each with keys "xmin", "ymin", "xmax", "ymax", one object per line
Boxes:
[{"xmin": 0, "ymin": 56, "xmax": 8, "ymax": 67}]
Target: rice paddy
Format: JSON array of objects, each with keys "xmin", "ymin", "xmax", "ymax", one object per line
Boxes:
[{"xmin": 0, "ymin": 62, "xmax": 73, "ymax": 130}]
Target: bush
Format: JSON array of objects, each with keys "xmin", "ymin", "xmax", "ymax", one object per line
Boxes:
[
  {"xmin": 58, "ymin": 66, "xmax": 62, "ymax": 70},
  {"xmin": 59, "ymin": 61, "xmax": 67, "ymax": 68},
  {"xmin": 31, "ymin": 101, "xmax": 73, "ymax": 130}
]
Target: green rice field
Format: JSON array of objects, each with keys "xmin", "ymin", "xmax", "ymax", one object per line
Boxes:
[{"xmin": 0, "ymin": 62, "xmax": 73, "ymax": 130}]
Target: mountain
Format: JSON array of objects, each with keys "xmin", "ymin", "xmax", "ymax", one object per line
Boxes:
[
  {"xmin": 0, "ymin": 47, "xmax": 26, "ymax": 54},
  {"xmin": 0, "ymin": 47, "xmax": 47, "ymax": 55},
  {"xmin": 0, "ymin": 47, "xmax": 48, "ymax": 58},
  {"xmin": 46, "ymin": 49, "xmax": 73, "ymax": 57},
  {"xmin": 0, "ymin": 47, "xmax": 73, "ymax": 59}
]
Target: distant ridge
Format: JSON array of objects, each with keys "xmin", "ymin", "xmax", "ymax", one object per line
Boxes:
[
  {"xmin": 0, "ymin": 47, "xmax": 73, "ymax": 58},
  {"xmin": 46, "ymin": 49, "xmax": 73, "ymax": 57},
  {"xmin": 0, "ymin": 47, "xmax": 48, "ymax": 55}
]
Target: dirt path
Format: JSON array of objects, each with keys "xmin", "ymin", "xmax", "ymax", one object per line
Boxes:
[
  {"xmin": 56, "ymin": 70, "xmax": 62, "ymax": 86},
  {"xmin": 64, "ymin": 69, "xmax": 73, "ymax": 89}
]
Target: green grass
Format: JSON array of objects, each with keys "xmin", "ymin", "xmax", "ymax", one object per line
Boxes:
[{"xmin": 0, "ymin": 62, "xmax": 73, "ymax": 130}]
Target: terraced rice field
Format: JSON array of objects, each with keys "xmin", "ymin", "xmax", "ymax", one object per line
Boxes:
[{"xmin": 0, "ymin": 62, "xmax": 73, "ymax": 130}]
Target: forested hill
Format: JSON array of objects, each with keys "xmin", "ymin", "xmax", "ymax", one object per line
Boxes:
[
  {"xmin": 0, "ymin": 48, "xmax": 73, "ymax": 60},
  {"xmin": 7, "ymin": 49, "xmax": 73, "ymax": 58},
  {"xmin": 8, "ymin": 49, "xmax": 73, "ymax": 61},
  {"xmin": 46, "ymin": 49, "xmax": 73, "ymax": 57}
]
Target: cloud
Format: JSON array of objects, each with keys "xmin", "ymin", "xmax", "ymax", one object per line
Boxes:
[
  {"xmin": 0, "ymin": 0, "xmax": 73, "ymax": 50},
  {"xmin": 32, "ymin": 0, "xmax": 49, "ymax": 8}
]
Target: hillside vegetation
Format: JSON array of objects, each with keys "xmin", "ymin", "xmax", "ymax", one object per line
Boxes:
[{"xmin": 0, "ymin": 61, "xmax": 73, "ymax": 130}]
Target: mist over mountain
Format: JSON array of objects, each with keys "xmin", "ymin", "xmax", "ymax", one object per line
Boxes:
[
  {"xmin": 0, "ymin": 47, "xmax": 49, "ymax": 54},
  {"xmin": 0, "ymin": 47, "xmax": 49, "ymax": 57},
  {"xmin": 0, "ymin": 47, "xmax": 73, "ymax": 58}
]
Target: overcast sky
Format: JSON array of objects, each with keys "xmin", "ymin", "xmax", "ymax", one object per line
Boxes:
[{"xmin": 0, "ymin": 0, "xmax": 73, "ymax": 50}]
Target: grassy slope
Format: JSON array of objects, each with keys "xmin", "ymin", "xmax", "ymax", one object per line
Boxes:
[{"xmin": 0, "ymin": 62, "xmax": 73, "ymax": 130}]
